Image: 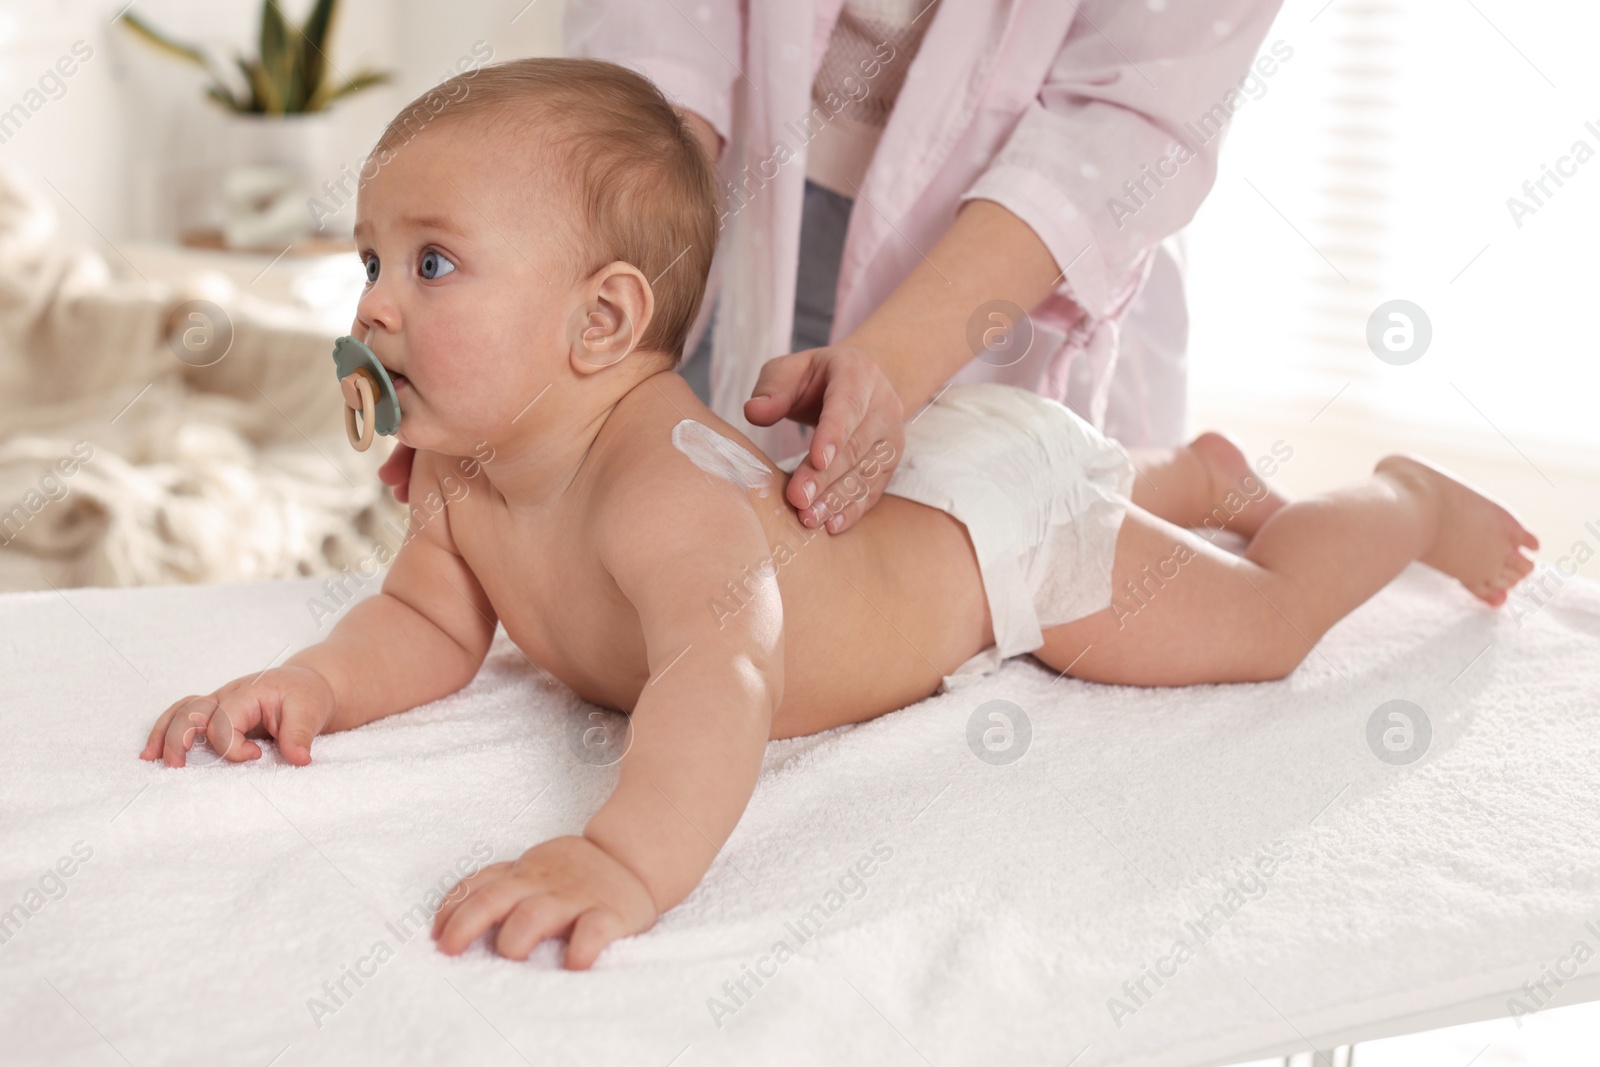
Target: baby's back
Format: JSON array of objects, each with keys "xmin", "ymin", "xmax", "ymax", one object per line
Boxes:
[{"xmin": 427, "ymin": 372, "xmax": 993, "ymax": 738}]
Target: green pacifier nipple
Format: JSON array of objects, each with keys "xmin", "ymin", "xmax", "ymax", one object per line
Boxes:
[{"xmin": 332, "ymin": 329, "xmax": 402, "ymax": 451}]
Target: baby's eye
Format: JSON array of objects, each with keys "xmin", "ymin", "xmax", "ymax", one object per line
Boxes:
[
  {"xmin": 419, "ymin": 249, "xmax": 456, "ymax": 280},
  {"xmin": 363, "ymin": 253, "xmax": 379, "ymax": 283}
]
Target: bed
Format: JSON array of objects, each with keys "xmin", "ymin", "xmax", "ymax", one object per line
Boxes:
[{"xmin": 2, "ymin": 561, "xmax": 1598, "ymax": 1065}]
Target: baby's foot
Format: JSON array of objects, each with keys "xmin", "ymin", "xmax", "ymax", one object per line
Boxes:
[
  {"xmin": 1188, "ymin": 431, "xmax": 1289, "ymax": 540},
  {"xmin": 1375, "ymin": 455, "xmax": 1539, "ymax": 606}
]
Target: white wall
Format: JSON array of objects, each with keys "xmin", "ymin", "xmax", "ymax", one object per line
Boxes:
[{"xmin": 1184, "ymin": 0, "xmax": 1600, "ymax": 580}]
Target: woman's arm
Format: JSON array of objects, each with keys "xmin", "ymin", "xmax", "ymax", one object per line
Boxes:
[{"xmin": 842, "ymin": 197, "xmax": 1061, "ymax": 414}]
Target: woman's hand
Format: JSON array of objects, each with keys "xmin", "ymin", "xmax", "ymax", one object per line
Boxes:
[
  {"xmin": 431, "ymin": 835, "xmax": 660, "ymax": 969},
  {"xmin": 378, "ymin": 444, "xmax": 415, "ymax": 504},
  {"xmin": 743, "ymin": 344, "xmax": 906, "ymax": 534}
]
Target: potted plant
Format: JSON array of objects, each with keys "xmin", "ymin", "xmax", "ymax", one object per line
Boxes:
[{"xmin": 120, "ymin": 0, "xmax": 392, "ymax": 247}]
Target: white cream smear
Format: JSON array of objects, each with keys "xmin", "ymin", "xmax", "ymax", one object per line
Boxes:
[{"xmin": 672, "ymin": 419, "xmax": 774, "ymax": 498}]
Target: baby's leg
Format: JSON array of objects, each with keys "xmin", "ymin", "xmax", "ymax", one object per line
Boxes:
[
  {"xmin": 1128, "ymin": 433, "xmax": 1287, "ymax": 540},
  {"xmin": 1034, "ymin": 455, "xmax": 1538, "ymax": 686}
]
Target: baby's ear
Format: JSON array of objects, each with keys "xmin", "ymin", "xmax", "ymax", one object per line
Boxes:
[{"xmin": 566, "ymin": 263, "xmax": 654, "ymax": 375}]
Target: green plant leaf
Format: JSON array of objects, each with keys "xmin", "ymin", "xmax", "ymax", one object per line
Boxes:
[
  {"xmin": 260, "ymin": 0, "xmax": 289, "ymax": 81},
  {"xmin": 261, "ymin": 0, "xmax": 294, "ymax": 114},
  {"xmin": 118, "ymin": 12, "xmax": 209, "ymax": 68},
  {"xmin": 126, "ymin": 0, "xmax": 387, "ymax": 115},
  {"xmin": 122, "ymin": 13, "xmax": 254, "ymax": 110},
  {"xmin": 204, "ymin": 84, "xmax": 246, "ymax": 114},
  {"xmin": 236, "ymin": 55, "xmax": 278, "ymax": 114},
  {"xmin": 288, "ymin": 41, "xmax": 309, "ymax": 112},
  {"xmin": 299, "ymin": 0, "xmax": 338, "ymax": 104},
  {"xmin": 310, "ymin": 68, "xmax": 390, "ymax": 111}
]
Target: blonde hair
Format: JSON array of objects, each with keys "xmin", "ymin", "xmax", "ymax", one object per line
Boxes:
[{"xmin": 373, "ymin": 57, "xmax": 719, "ymax": 360}]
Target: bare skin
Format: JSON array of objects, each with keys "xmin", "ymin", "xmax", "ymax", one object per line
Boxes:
[
  {"xmin": 1129, "ymin": 430, "xmax": 1289, "ymax": 540},
  {"xmin": 1033, "ymin": 448, "xmax": 1537, "ymax": 686},
  {"xmin": 139, "ymin": 115, "xmax": 1539, "ymax": 973}
]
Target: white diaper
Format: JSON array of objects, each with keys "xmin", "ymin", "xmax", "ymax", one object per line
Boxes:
[{"xmin": 779, "ymin": 383, "xmax": 1134, "ymax": 693}]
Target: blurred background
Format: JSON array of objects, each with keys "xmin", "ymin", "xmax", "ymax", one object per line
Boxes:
[
  {"xmin": 0, "ymin": 0, "xmax": 1595, "ymax": 602},
  {"xmin": 1183, "ymin": 0, "xmax": 1600, "ymax": 595},
  {"xmin": 0, "ymin": 0, "xmax": 563, "ymax": 592}
]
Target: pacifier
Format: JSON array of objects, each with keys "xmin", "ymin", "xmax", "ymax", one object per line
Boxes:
[{"xmin": 331, "ymin": 325, "xmax": 402, "ymax": 451}]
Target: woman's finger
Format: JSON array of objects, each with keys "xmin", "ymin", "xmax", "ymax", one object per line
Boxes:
[
  {"xmin": 808, "ymin": 433, "xmax": 904, "ymax": 535},
  {"xmin": 782, "ymin": 359, "xmax": 866, "ymax": 513},
  {"xmin": 796, "ymin": 384, "xmax": 906, "ymax": 532},
  {"xmin": 803, "ymin": 362, "xmax": 876, "ymax": 483},
  {"xmin": 743, "ymin": 351, "xmax": 823, "ymax": 428}
]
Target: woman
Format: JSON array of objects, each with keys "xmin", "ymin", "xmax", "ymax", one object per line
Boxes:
[{"xmin": 382, "ymin": 0, "xmax": 1284, "ymax": 534}]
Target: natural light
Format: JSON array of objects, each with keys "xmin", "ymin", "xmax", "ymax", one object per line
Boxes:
[{"xmin": 1186, "ymin": 0, "xmax": 1600, "ymax": 456}]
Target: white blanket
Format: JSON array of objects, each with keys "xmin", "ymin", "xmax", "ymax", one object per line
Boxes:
[
  {"xmin": 3, "ymin": 564, "xmax": 1598, "ymax": 1066},
  {"xmin": 0, "ymin": 163, "xmax": 401, "ymax": 594}
]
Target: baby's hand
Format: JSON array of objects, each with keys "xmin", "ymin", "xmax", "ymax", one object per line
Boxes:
[
  {"xmin": 140, "ymin": 666, "xmax": 336, "ymax": 768},
  {"xmin": 431, "ymin": 835, "xmax": 659, "ymax": 969}
]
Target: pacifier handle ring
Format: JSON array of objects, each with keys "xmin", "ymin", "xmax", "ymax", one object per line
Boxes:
[{"xmin": 342, "ymin": 370, "xmax": 377, "ymax": 451}]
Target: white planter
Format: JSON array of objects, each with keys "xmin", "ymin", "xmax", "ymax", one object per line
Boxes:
[
  {"xmin": 224, "ymin": 111, "xmax": 337, "ymax": 186},
  {"xmin": 215, "ymin": 111, "xmax": 343, "ymax": 248}
]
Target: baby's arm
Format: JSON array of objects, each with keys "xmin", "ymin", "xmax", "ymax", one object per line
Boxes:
[
  {"xmin": 431, "ymin": 455, "xmax": 783, "ymax": 968},
  {"xmin": 142, "ymin": 449, "xmax": 498, "ymax": 766},
  {"xmin": 584, "ymin": 475, "xmax": 783, "ymax": 909},
  {"xmin": 284, "ymin": 451, "xmax": 498, "ymax": 737}
]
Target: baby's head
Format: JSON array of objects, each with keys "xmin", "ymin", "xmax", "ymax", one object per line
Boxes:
[{"xmin": 351, "ymin": 57, "xmax": 717, "ymax": 455}]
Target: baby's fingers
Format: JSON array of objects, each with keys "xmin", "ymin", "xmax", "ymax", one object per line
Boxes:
[
  {"xmin": 565, "ymin": 907, "xmax": 628, "ymax": 970},
  {"xmin": 155, "ymin": 696, "xmax": 218, "ymax": 767},
  {"xmin": 205, "ymin": 695, "xmax": 262, "ymax": 764},
  {"xmin": 434, "ymin": 879, "xmax": 528, "ymax": 956},
  {"xmin": 268, "ymin": 699, "xmax": 320, "ymax": 767},
  {"xmin": 141, "ymin": 697, "xmax": 193, "ymax": 760},
  {"xmin": 431, "ymin": 865, "xmax": 502, "ymax": 940},
  {"xmin": 496, "ymin": 895, "xmax": 586, "ymax": 962}
]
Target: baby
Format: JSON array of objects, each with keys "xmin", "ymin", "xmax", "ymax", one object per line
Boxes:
[{"xmin": 140, "ymin": 58, "xmax": 1539, "ymax": 970}]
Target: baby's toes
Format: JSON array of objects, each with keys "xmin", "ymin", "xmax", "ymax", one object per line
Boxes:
[
  {"xmin": 1496, "ymin": 559, "xmax": 1530, "ymax": 589},
  {"xmin": 1496, "ymin": 566, "xmax": 1522, "ymax": 590},
  {"xmin": 1462, "ymin": 570, "xmax": 1513, "ymax": 604}
]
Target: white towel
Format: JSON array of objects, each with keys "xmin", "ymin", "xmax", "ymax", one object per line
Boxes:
[{"xmin": 2, "ymin": 562, "xmax": 1598, "ymax": 1065}]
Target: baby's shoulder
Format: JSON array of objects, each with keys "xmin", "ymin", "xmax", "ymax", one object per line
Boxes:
[
  {"xmin": 584, "ymin": 401, "xmax": 783, "ymax": 618},
  {"xmin": 587, "ymin": 403, "xmax": 773, "ymax": 559}
]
